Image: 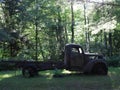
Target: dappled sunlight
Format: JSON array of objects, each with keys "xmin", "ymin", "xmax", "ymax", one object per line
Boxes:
[
  {"xmin": 118, "ymin": 67, "xmax": 120, "ymax": 70},
  {"xmin": 45, "ymin": 72, "xmax": 52, "ymax": 76},
  {"xmin": 45, "ymin": 72, "xmax": 54, "ymax": 80},
  {"xmin": 0, "ymin": 70, "xmax": 21, "ymax": 81},
  {"xmin": 91, "ymin": 18, "xmax": 117, "ymax": 35},
  {"xmin": 90, "ymin": 0, "xmax": 114, "ymax": 3},
  {"xmin": 39, "ymin": 70, "xmax": 54, "ymax": 80},
  {"xmin": 0, "ymin": 74, "xmax": 14, "ymax": 81},
  {"xmin": 39, "ymin": 69, "xmax": 80, "ymax": 80},
  {"xmin": 62, "ymin": 69, "xmax": 72, "ymax": 74},
  {"xmin": 108, "ymin": 71, "xmax": 117, "ymax": 76},
  {"xmin": 2, "ymin": 74, "xmax": 12, "ymax": 78}
]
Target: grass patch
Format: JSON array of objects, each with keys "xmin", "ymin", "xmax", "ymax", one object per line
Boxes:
[{"xmin": 0, "ymin": 67, "xmax": 120, "ymax": 90}]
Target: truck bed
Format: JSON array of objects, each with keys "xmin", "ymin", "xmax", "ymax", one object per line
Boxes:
[{"xmin": 0, "ymin": 60, "xmax": 65, "ymax": 71}]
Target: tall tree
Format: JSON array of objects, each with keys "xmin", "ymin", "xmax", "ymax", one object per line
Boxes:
[
  {"xmin": 83, "ymin": 1, "xmax": 90, "ymax": 52},
  {"xmin": 71, "ymin": 0, "xmax": 75, "ymax": 43}
]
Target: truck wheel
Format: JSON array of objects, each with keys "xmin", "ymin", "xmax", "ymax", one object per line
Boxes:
[
  {"xmin": 22, "ymin": 68, "xmax": 34, "ymax": 78},
  {"xmin": 92, "ymin": 64, "xmax": 107, "ymax": 75}
]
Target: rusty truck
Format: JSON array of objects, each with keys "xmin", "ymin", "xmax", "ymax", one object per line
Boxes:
[{"xmin": 0, "ymin": 44, "xmax": 108, "ymax": 77}]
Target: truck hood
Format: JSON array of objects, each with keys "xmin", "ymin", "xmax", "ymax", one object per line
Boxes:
[
  {"xmin": 85, "ymin": 53, "xmax": 101, "ymax": 56},
  {"xmin": 85, "ymin": 53, "xmax": 104, "ymax": 60}
]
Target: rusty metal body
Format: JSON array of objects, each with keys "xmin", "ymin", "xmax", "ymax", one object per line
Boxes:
[{"xmin": 64, "ymin": 44, "xmax": 108, "ymax": 74}]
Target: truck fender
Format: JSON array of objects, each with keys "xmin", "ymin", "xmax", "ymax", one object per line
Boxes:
[{"xmin": 83, "ymin": 60, "xmax": 108, "ymax": 74}]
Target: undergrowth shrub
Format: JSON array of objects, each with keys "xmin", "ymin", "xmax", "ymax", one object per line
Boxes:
[{"xmin": 107, "ymin": 55, "xmax": 120, "ymax": 67}]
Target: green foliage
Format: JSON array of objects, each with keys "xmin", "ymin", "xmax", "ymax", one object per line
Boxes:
[
  {"xmin": 0, "ymin": 29, "xmax": 12, "ymax": 42},
  {"xmin": 107, "ymin": 56, "xmax": 120, "ymax": 67},
  {"xmin": 0, "ymin": 0, "xmax": 120, "ymax": 61},
  {"xmin": 93, "ymin": 9, "xmax": 101, "ymax": 22},
  {"xmin": 112, "ymin": 28, "xmax": 120, "ymax": 55}
]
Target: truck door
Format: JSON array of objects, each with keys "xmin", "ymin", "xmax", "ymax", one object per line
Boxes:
[{"xmin": 70, "ymin": 47, "xmax": 84, "ymax": 69}]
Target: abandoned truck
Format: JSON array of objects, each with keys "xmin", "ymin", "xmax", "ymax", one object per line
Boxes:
[{"xmin": 0, "ymin": 44, "xmax": 108, "ymax": 77}]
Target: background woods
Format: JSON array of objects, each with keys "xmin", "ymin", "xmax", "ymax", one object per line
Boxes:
[{"xmin": 0, "ymin": 0, "xmax": 120, "ymax": 65}]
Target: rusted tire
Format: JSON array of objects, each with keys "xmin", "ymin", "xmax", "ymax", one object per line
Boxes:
[{"xmin": 92, "ymin": 64, "xmax": 107, "ymax": 75}]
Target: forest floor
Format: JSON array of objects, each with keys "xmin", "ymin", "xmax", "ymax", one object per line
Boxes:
[{"xmin": 0, "ymin": 67, "xmax": 120, "ymax": 90}]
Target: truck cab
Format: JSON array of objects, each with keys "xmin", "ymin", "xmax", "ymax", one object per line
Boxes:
[{"xmin": 64, "ymin": 44, "xmax": 108, "ymax": 75}]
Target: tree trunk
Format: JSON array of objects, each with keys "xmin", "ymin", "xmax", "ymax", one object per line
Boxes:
[
  {"xmin": 87, "ymin": 18, "xmax": 90, "ymax": 52},
  {"xmin": 71, "ymin": 1, "xmax": 74, "ymax": 43},
  {"xmin": 57, "ymin": 6, "xmax": 64, "ymax": 51},
  {"xmin": 35, "ymin": 0, "xmax": 39, "ymax": 61},
  {"xmin": 104, "ymin": 31, "xmax": 108, "ymax": 53},
  {"xmin": 109, "ymin": 32, "xmax": 112, "ymax": 56},
  {"xmin": 83, "ymin": 2, "xmax": 90, "ymax": 52},
  {"xmin": 64, "ymin": 25, "xmax": 68, "ymax": 43},
  {"xmin": 2, "ymin": 42, "xmax": 5, "ymax": 59},
  {"xmin": 35, "ymin": 18, "xmax": 38, "ymax": 61}
]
